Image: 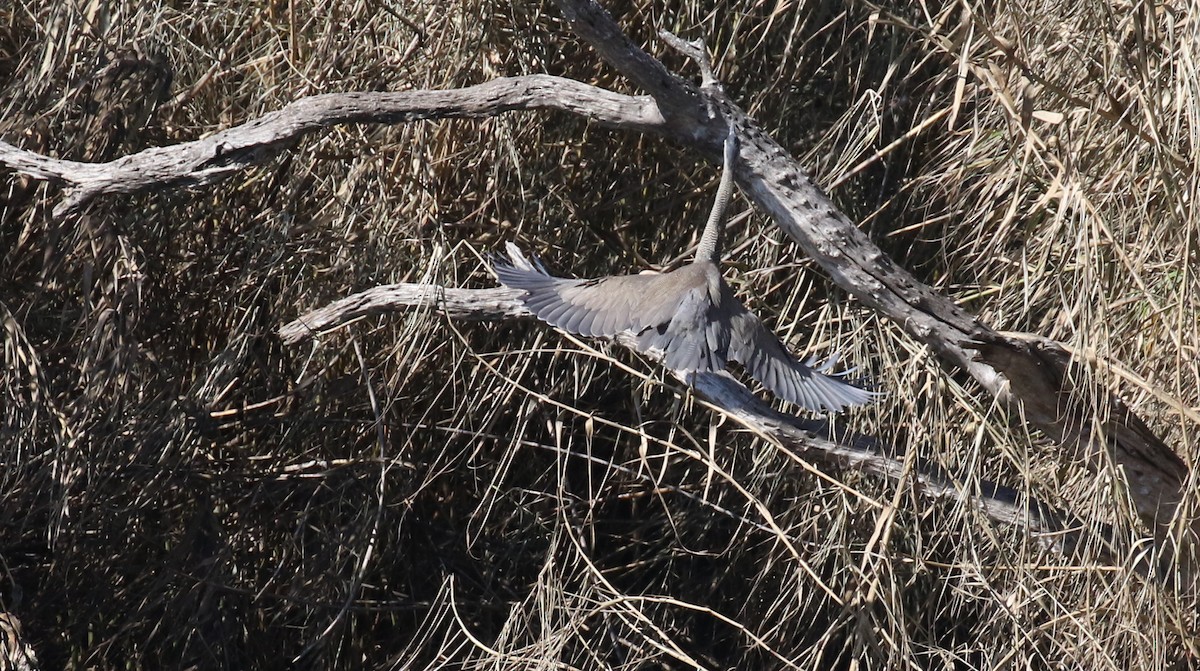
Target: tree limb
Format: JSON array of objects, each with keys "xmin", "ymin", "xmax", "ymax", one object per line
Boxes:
[
  {"xmin": 281, "ymin": 281, "xmax": 1087, "ymax": 553},
  {"xmin": 0, "ymin": 75, "xmax": 664, "ymax": 219},
  {"xmin": 552, "ymin": 0, "xmax": 1191, "ymax": 548}
]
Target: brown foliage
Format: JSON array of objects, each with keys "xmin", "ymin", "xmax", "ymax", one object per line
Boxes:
[{"xmin": 1, "ymin": 0, "xmax": 1197, "ymax": 668}]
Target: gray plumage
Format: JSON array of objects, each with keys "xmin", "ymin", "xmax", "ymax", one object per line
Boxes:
[{"xmin": 493, "ymin": 129, "xmax": 878, "ymax": 413}]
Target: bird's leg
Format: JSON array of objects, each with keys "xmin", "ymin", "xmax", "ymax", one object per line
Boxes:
[{"xmin": 660, "ymin": 393, "xmax": 683, "ymax": 484}]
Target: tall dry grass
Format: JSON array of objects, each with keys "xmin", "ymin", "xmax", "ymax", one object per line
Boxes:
[{"xmin": 1, "ymin": 0, "xmax": 1197, "ymax": 668}]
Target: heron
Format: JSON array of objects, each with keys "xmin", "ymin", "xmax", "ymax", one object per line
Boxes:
[{"xmin": 493, "ymin": 129, "xmax": 878, "ymax": 413}]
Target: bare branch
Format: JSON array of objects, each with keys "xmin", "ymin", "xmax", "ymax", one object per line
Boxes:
[
  {"xmin": 0, "ymin": 75, "xmax": 664, "ymax": 219},
  {"xmin": 552, "ymin": 0, "xmax": 1191, "ymax": 546},
  {"xmin": 278, "ymin": 284, "xmax": 530, "ymax": 345},
  {"xmin": 555, "ymin": 1, "xmax": 700, "ymax": 121},
  {"xmin": 657, "ymin": 30, "xmax": 717, "ymax": 88},
  {"xmin": 279, "ymin": 280, "xmax": 1132, "ymax": 571}
]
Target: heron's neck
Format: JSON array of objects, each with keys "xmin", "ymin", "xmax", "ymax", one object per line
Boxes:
[
  {"xmin": 695, "ymin": 200, "xmax": 724, "ymax": 264},
  {"xmin": 695, "ymin": 133, "xmax": 738, "ymax": 264}
]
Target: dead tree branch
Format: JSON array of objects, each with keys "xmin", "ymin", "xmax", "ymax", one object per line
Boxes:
[
  {"xmin": 282, "ymin": 281, "xmax": 1086, "ymax": 553},
  {"xmin": 0, "ymin": 0, "xmax": 1188, "ymax": 558},
  {"xmin": 0, "ymin": 75, "xmax": 664, "ymax": 219},
  {"xmin": 552, "ymin": 0, "xmax": 1190, "ymax": 549}
]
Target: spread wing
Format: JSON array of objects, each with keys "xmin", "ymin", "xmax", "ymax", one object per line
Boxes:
[
  {"xmin": 493, "ymin": 244, "xmax": 728, "ymax": 373},
  {"xmin": 492, "ymin": 243, "xmax": 681, "ymax": 338},
  {"xmin": 729, "ymin": 308, "xmax": 879, "ymax": 413}
]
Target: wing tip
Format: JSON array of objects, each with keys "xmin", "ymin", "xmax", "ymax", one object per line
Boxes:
[
  {"xmin": 752, "ymin": 350, "xmax": 884, "ymax": 414},
  {"xmin": 824, "ymin": 379, "xmax": 885, "ymax": 414},
  {"xmin": 491, "ymin": 243, "xmax": 554, "ymax": 286}
]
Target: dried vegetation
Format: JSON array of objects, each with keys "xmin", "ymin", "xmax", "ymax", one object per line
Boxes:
[{"xmin": 1, "ymin": 0, "xmax": 1198, "ymax": 668}]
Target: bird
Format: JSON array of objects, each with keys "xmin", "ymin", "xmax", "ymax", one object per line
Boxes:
[{"xmin": 492, "ymin": 128, "xmax": 878, "ymax": 413}]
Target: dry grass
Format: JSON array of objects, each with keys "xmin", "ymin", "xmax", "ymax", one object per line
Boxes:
[{"xmin": 1, "ymin": 0, "xmax": 1198, "ymax": 668}]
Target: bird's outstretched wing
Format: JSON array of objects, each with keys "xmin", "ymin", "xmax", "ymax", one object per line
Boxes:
[
  {"xmin": 494, "ymin": 244, "xmax": 727, "ymax": 372},
  {"xmin": 728, "ymin": 308, "xmax": 879, "ymax": 413},
  {"xmin": 493, "ymin": 243, "xmax": 681, "ymax": 338}
]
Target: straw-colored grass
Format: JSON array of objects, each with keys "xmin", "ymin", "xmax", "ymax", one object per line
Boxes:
[{"xmin": 1, "ymin": 0, "xmax": 1197, "ymax": 668}]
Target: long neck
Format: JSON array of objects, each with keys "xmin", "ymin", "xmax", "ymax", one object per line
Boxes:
[{"xmin": 695, "ymin": 130, "xmax": 738, "ymax": 264}]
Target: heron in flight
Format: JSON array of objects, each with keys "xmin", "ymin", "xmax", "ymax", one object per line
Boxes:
[{"xmin": 493, "ymin": 129, "xmax": 877, "ymax": 413}]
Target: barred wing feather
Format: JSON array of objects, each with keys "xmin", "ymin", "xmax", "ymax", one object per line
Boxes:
[
  {"xmin": 728, "ymin": 309, "xmax": 878, "ymax": 413},
  {"xmin": 495, "ymin": 244, "xmax": 876, "ymax": 411},
  {"xmin": 493, "ymin": 244, "xmax": 683, "ymax": 339}
]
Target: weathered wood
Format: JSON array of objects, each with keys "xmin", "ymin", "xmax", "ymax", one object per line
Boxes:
[
  {"xmin": 282, "ymin": 280, "xmax": 1083, "ymax": 551},
  {"xmin": 0, "ymin": 75, "xmax": 664, "ymax": 219},
  {"xmin": 553, "ymin": 0, "xmax": 1189, "ymax": 547},
  {"xmin": 279, "ymin": 284, "xmax": 530, "ymax": 344}
]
